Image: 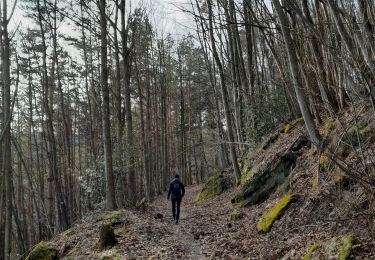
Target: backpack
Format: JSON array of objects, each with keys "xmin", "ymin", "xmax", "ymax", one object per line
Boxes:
[{"xmin": 171, "ymin": 181, "xmax": 181, "ymax": 196}]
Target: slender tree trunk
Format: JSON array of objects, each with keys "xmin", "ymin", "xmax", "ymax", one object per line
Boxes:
[
  {"xmin": 326, "ymin": 0, "xmax": 375, "ymax": 111},
  {"xmin": 206, "ymin": 0, "xmax": 241, "ymax": 181},
  {"xmin": 2, "ymin": 0, "xmax": 13, "ymax": 257},
  {"xmin": 273, "ymin": 0, "xmax": 322, "ymax": 147},
  {"xmin": 99, "ymin": 0, "xmax": 117, "ymax": 210},
  {"xmin": 120, "ymin": 0, "xmax": 136, "ymax": 206}
]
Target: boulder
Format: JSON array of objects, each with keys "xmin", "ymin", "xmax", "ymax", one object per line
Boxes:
[
  {"xmin": 26, "ymin": 241, "xmax": 58, "ymax": 260},
  {"xmin": 196, "ymin": 173, "xmax": 229, "ymax": 202}
]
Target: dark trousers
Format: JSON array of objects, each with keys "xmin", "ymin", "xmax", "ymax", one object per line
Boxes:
[{"xmin": 171, "ymin": 198, "xmax": 182, "ymax": 222}]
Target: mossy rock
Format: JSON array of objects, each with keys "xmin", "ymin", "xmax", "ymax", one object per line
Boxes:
[
  {"xmin": 228, "ymin": 211, "xmax": 245, "ymax": 221},
  {"xmin": 237, "ymin": 167, "xmax": 258, "ymax": 187},
  {"xmin": 232, "ymin": 153, "xmax": 297, "ymax": 208},
  {"xmin": 26, "ymin": 241, "xmax": 58, "ymax": 260},
  {"xmin": 96, "ymin": 209, "xmax": 125, "ymax": 224},
  {"xmin": 256, "ymin": 194, "xmax": 298, "ymax": 233},
  {"xmin": 196, "ymin": 173, "xmax": 227, "ymax": 202},
  {"xmin": 302, "ymin": 233, "xmax": 354, "ymax": 260},
  {"xmin": 281, "ymin": 117, "xmax": 303, "ymax": 133}
]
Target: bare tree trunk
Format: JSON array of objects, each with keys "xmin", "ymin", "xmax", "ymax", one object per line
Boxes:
[
  {"xmin": 273, "ymin": 0, "xmax": 322, "ymax": 147},
  {"xmin": 99, "ymin": 0, "xmax": 117, "ymax": 210},
  {"xmin": 120, "ymin": 0, "xmax": 136, "ymax": 206},
  {"xmin": 206, "ymin": 0, "xmax": 241, "ymax": 181},
  {"xmin": 326, "ymin": 0, "xmax": 375, "ymax": 111},
  {"xmin": 2, "ymin": 0, "xmax": 13, "ymax": 257}
]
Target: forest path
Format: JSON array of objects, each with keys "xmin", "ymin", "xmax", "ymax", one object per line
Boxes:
[
  {"xmin": 151, "ymin": 185, "xmax": 206, "ymax": 259},
  {"xmin": 54, "ymin": 183, "xmax": 241, "ymax": 259}
]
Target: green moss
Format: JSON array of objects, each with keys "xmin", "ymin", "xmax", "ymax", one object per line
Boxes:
[
  {"xmin": 360, "ymin": 125, "xmax": 375, "ymax": 140},
  {"xmin": 196, "ymin": 173, "xmax": 226, "ymax": 202},
  {"xmin": 26, "ymin": 241, "xmax": 57, "ymax": 260},
  {"xmin": 228, "ymin": 211, "xmax": 245, "ymax": 221},
  {"xmin": 237, "ymin": 167, "xmax": 257, "ymax": 187},
  {"xmin": 325, "ymin": 119, "xmax": 335, "ymax": 135},
  {"xmin": 231, "ymin": 195, "xmax": 245, "ymax": 208},
  {"xmin": 234, "ymin": 156, "xmax": 296, "ymax": 208},
  {"xmin": 96, "ymin": 209, "xmax": 125, "ymax": 222},
  {"xmin": 303, "ymin": 234, "xmax": 354, "ymax": 259},
  {"xmin": 334, "ymin": 170, "xmax": 347, "ymax": 184},
  {"xmin": 281, "ymin": 117, "xmax": 303, "ymax": 133},
  {"xmin": 302, "ymin": 242, "xmax": 319, "ymax": 260},
  {"xmin": 319, "ymin": 154, "xmax": 330, "ymax": 171},
  {"xmin": 339, "ymin": 233, "xmax": 354, "ymax": 260},
  {"xmin": 256, "ymin": 194, "xmax": 298, "ymax": 233}
]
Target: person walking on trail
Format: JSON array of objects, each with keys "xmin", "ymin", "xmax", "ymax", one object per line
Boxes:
[{"xmin": 167, "ymin": 174, "xmax": 185, "ymax": 224}]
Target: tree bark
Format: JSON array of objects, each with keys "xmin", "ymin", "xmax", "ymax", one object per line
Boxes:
[
  {"xmin": 99, "ymin": 0, "xmax": 117, "ymax": 210},
  {"xmin": 273, "ymin": 0, "xmax": 322, "ymax": 147},
  {"xmin": 206, "ymin": 0, "xmax": 241, "ymax": 181}
]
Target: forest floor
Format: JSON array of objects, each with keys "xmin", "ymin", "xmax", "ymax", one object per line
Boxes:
[
  {"xmin": 37, "ymin": 180, "xmax": 375, "ymax": 259},
  {"xmin": 48, "ymin": 184, "xmax": 251, "ymax": 259},
  {"xmin": 29, "ymin": 107, "xmax": 375, "ymax": 259}
]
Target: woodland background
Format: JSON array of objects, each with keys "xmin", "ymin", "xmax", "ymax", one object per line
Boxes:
[{"xmin": 1, "ymin": 0, "xmax": 375, "ymax": 259}]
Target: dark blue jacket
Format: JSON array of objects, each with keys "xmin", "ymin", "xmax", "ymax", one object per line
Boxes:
[{"xmin": 167, "ymin": 178, "xmax": 185, "ymax": 200}]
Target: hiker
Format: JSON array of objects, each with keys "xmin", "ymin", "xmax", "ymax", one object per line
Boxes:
[{"xmin": 167, "ymin": 174, "xmax": 185, "ymax": 224}]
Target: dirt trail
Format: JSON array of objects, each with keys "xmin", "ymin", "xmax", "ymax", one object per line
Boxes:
[
  {"xmin": 52, "ymin": 183, "xmax": 251, "ymax": 259},
  {"xmin": 151, "ymin": 185, "xmax": 206, "ymax": 259}
]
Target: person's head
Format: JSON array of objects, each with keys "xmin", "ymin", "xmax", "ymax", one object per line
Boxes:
[{"xmin": 175, "ymin": 174, "xmax": 180, "ymax": 179}]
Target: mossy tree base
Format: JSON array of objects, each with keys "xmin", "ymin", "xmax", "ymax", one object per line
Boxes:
[{"xmin": 99, "ymin": 224, "xmax": 118, "ymax": 251}]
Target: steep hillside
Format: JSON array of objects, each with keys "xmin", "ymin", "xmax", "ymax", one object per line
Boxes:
[{"xmin": 26, "ymin": 112, "xmax": 375, "ymax": 259}]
